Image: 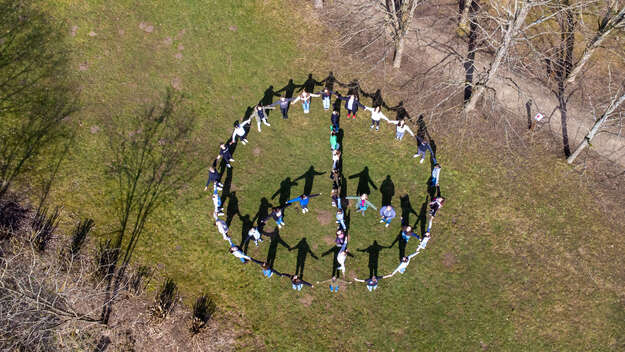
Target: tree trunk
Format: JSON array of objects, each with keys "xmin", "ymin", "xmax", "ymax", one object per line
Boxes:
[
  {"xmin": 566, "ymin": 5, "xmax": 625, "ymax": 84},
  {"xmin": 393, "ymin": 36, "xmax": 406, "ymax": 68},
  {"xmin": 458, "ymin": 0, "xmax": 472, "ymax": 36},
  {"xmin": 314, "ymin": 0, "xmax": 323, "ymax": 9},
  {"xmin": 567, "ymin": 91, "xmax": 625, "ymax": 164},
  {"xmin": 463, "ymin": 2, "xmax": 531, "ymax": 114}
]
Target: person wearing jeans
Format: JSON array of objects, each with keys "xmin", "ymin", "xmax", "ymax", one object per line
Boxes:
[
  {"xmin": 383, "ymin": 252, "xmax": 420, "ymax": 278},
  {"xmin": 336, "ymin": 208, "xmax": 346, "ymax": 230},
  {"xmin": 379, "ymin": 205, "xmax": 396, "ymax": 227},
  {"xmin": 389, "ymin": 119, "xmax": 415, "ymax": 140},
  {"xmin": 251, "ymin": 104, "xmax": 274, "ymax": 132},
  {"xmin": 291, "ymin": 90, "xmax": 320, "ymax": 114},
  {"xmin": 364, "ymin": 105, "xmax": 390, "ymax": 131},
  {"xmin": 317, "ymin": 88, "xmax": 335, "ymax": 110},
  {"xmin": 269, "ymin": 96, "xmax": 294, "ymax": 119}
]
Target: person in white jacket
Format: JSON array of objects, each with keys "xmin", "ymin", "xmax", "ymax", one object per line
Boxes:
[
  {"xmin": 364, "ymin": 105, "xmax": 390, "ymax": 131},
  {"xmin": 231, "ymin": 119, "xmax": 251, "ymax": 144},
  {"xmin": 389, "ymin": 119, "xmax": 415, "ymax": 141},
  {"xmin": 383, "ymin": 251, "xmax": 420, "ymax": 278},
  {"xmin": 215, "ymin": 219, "xmax": 230, "ymax": 241},
  {"xmin": 291, "ymin": 90, "xmax": 320, "ymax": 114}
]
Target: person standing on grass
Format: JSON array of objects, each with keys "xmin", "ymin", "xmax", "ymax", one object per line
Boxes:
[
  {"xmin": 204, "ymin": 165, "xmax": 223, "ymax": 191},
  {"xmin": 269, "ymin": 96, "xmax": 294, "ymax": 119},
  {"xmin": 246, "ymin": 226, "xmax": 264, "ymax": 247},
  {"xmin": 401, "ymin": 225, "xmax": 419, "ymax": 242},
  {"xmin": 215, "ymin": 218, "xmax": 230, "ymax": 241},
  {"xmin": 429, "ymin": 196, "xmax": 445, "ymax": 217},
  {"xmin": 287, "ymin": 193, "xmax": 321, "ymax": 214},
  {"xmin": 335, "ymin": 229, "xmax": 347, "ymax": 247},
  {"xmin": 231, "ymin": 119, "xmax": 251, "ymax": 144},
  {"xmin": 331, "ymin": 188, "xmax": 339, "ymax": 207},
  {"xmin": 291, "ymin": 90, "xmax": 320, "ymax": 114},
  {"xmin": 338, "ymin": 93, "xmax": 364, "ymax": 119},
  {"xmin": 346, "ymin": 194, "xmax": 377, "ymax": 216},
  {"xmin": 317, "ymin": 276, "xmax": 351, "ymax": 293},
  {"xmin": 336, "ymin": 208, "xmax": 347, "ymax": 230},
  {"xmin": 212, "ymin": 189, "xmax": 224, "ymax": 218},
  {"xmin": 228, "ymin": 238, "xmax": 251, "ymax": 263},
  {"xmin": 250, "ymin": 259, "xmax": 281, "ymax": 278},
  {"xmin": 363, "ymin": 105, "xmax": 390, "ymax": 131},
  {"xmin": 431, "ymin": 163, "xmax": 442, "ymax": 188},
  {"xmin": 331, "ymin": 109, "xmax": 340, "ymax": 130},
  {"xmin": 317, "ymin": 87, "xmax": 335, "ymax": 111},
  {"xmin": 217, "ymin": 143, "xmax": 234, "ymax": 168},
  {"xmin": 270, "ymin": 206, "xmax": 286, "ymax": 228},
  {"xmin": 283, "ymin": 274, "xmax": 314, "ymax": 291},
  {"xmin": 251, "ymin": 104, "xmax": 275, "ymax": 132},
  {"xmin": 330, "ymin": 127, "xmax": 339, "ymax": 150},
  {"xmin": 354, "ymin": 276, "xmax": 382, "ymax": 292},
  {"xmin": 383, "ymin": 252, "xmax": 420, "ymax": 278},
  {"xmin": 332, "ymin": 149, "xmax": 341, "ymax": 170},
  {"xmin": 379, "ymin": 205, "xmax": 396, "ymax": 227},
  {"xmin": 418, "ymin": 230, "xmax": 431, "ymax": 252},
  {"xmin": 389, "ymin": 119, "xmax": 415, "ymax": 141},
  {"xmin": 336, "ymin": 239, "xmax": 349, "ymax": 276},
  {"xmin": 413, "ymin": 136, "xmax": 434, "ymax": 164}
]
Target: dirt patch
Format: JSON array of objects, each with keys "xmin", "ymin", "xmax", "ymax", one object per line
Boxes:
[
  {"xmin": 90, "ymin": 125, "xmax": 100, "ymax": 134},
  {"xmin": 322, "ymin": 236, "xmax": 335, "ymax": 245},
  {"xmin": 171, "ymin": 77, "xmax": 183, "ymax": 91},
  {"xmin": 118, "ymin": 29, "xmax": 125, "ymax": 36},
  {"xmin": 78, "ymin": 63, "xmax": 89, "ymax": 71},
  {"xmin": 174, "ymin": 53, "xmax": 183, "ymax": 60},
  {"xmin": 442, "ymin": 252, "xmax": 456, "ymax": 269},
  {"xmin": 163, "ymin": 37, "xmax": 173, "ymax": 46},
  {"xmin": 298, "ymin": 294, "xmax": 313, "ymax": 307},
  {"xmin": 316, "ymin": 209, "xmax": 333, "ymax": 226},
  {"xmin": 139, "ymin": 22, "xmax": 154, "ymax": 33},
  {"xmin": 88, "ymin": 31, "xmax": 97, "ymax": 37},
  {"xmin": 70, "ymin": 25, "xmax": 78, "ymax": 37},
  {"xmin": 178, "ymin": 44, "xmax": 184, "ymax": 51},
  {"xmin": 229, "ymin": 25, "xmax": 238, "ymax": 32},
  {"xmin": 253, "ymin": 147, "xmax": 261, "ymax": 156}
]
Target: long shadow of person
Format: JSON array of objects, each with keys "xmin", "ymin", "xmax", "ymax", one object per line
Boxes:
[
  {"xmin": 388, "ymin": 101, "xmax": 411, "ymax": 121},
  {"xmin": 295, "ymin": 166, "xmax": 326, "ymax": 196},
  {"xmin": 277, "ymin": 79, "xmax": 301, "ymax": 99},
  {"xmin": 400, "ymin": 194, "xmax": 417, "ymax": 226},
  {"xmin": 337, "ymin": 128, "xmax": 345, "ymax": 152},
  {"xmin": 265, "ymin": 227, "xmax": 290, "ymax": 268},
  {"xmin": 239, "ymin": 213, "xmax": 254, "ymax": 252},
  {"xmin": 298, "ymin": 73, "xmax": 322, "ymax": 94},
  {"xmin": 379, "ymin": 175, "xmax": 395, "ymax": 207},
  {"xmin": 349, "ymin": 166, "xmax": 378, "ymax": 196},
  {"xmin": 429, "ymin": 139, "xmax": 438, "ymax": 165},
  {"xmin": 360, "ymin": 87, "xmax": 386, "ymax": 108},
  {"xmin": 344, "ymin": 209, "xmax": 351, "ymax": 234},
  {"xmin": 389, "ymin": 232, "xmax": 408, "ymax": 261},
  {"xmin": 289, "ymin": 237, "xmax": 318, "ymax": 278},
  {"xmin": 322, "ymin": 71, "xmax": 341, "ymax": 91},
  {"xmin": 225, "ymin": 191, "xmax": 239, "ymax": 226},
  {"xmin": 332, "ymin": 96, "xmax": 342, "ymax": 113},
  {"xmin": 357, "ymin": 240, "xmax": 391, "ymax": 278},
  {"xmin": 340, "ymin": 173, "xmax": 348, "ymax": 198},
  {"xmin": 413, "ymin": 196, "xmax": 429, "ymax": 236},
  {"xmin": 220, "ymin": 166, "xmax": 234, "ymax": 200},
  {"xmin": 260, "ymin": 85, "xmax": 281, "ymax": 108},
  {"xmin": 322, "ymin": 244, "xmax": 355, "ymax": 277},
  {"xmin": 252, "ymin": 197, "xmax": 272, "ymax": 231},
  {"xmin": 271, "ymin": 177, "xmax": 298, "ymax": 206}
]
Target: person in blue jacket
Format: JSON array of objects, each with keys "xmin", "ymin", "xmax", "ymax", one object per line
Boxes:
[
  {"xmin": 287, "ymin": 193, "xmax": 321, "ymax": 214},
  {"xmin": 337, "ymin": 93, "xmax": 364, "ymax": 120},
  {"xmin": 413, "ymin": 136, "xmax": 435, "ymax": 164},
  {"xmin": 379, "ymin": 205, "xmax": 396, "ymax": 227},
  {"xmin": 204, "ymin": 165, "xmax": 223, "ymax": 191}
]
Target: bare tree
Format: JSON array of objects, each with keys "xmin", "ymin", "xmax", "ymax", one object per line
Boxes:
[
  {"xmin": 567, "ymin": 83, "xmax": 625, "ymax": 163},
  {"xmin": 566, "ymin": 0, "xmax": 625, "ymax": 84},
  {"xmin": 100, "ymin": 89, "xmax": 198, "ymax": 324},
  {"xmin": 381, "ymin": 0, "xmax": 424, "ymax": 68}
]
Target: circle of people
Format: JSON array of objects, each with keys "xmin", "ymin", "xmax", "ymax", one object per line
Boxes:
[{"xmin": 204, "ymin": 73, "xmax": 445, "ymax": 293}]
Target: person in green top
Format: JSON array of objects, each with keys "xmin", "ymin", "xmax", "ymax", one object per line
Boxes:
[{"xmin": 330, "ymin": 126, "xmax": 339, "ymax": 150}]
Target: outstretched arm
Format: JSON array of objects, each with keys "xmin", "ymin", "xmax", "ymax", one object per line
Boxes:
[
  {"xmin": 365, "ymin": 200, "xmax": 378, "ymax": 210},
  {"xmin": 301, "ymin": 280, "xmax": 313, "ymax": 288},
  {"xmin": 407, "ymin": 251, "xmax": 420, "ymax": 260},
  {"xmin": 405, "ymin": 126, "xmax": 415, "ymax": 137},
  {"xmin": 353, "ymin": 278, "xmax": 365, "ymax": 283},
  {"xmin": 308, "ymin": 193, "xmax": 322, "ymax": 198}
]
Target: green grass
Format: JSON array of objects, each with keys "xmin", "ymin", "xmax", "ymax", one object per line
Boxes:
[{"xmin": 28, "ymin": 0, "xmax": 625, "ymax": 350}]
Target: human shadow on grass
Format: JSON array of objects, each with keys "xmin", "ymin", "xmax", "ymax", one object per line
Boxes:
[
  {"xmin": 225, "ymin": 191, "xmax": 239, "ymax": 227},
  {"xmin": 271, "ymin": 177, "xmax": 298, "ymax": 206},
  {"xmin": 239, "ymin": 213, "xmax": 254, "ymax": 253},
  {"xmin": 252, "ymin": 197, "xmax": 273, "ymax": 231},
  {"xmin": 298, "ymin": 73, "xmax": 323, "ymax": 94},
  {"xmin": 337, "ymin": 128, "xmax": 345, "ymax": 152},
  {"xmin": 277, "ymin": 79, "xmax": 302, "ymax": 99},
  {"xmin": 349, "ymin": 166, "xmax": 377, "ymax": 196},
  {"xmin": 295, "ymin": 166, "xmax": 326, "ymax": 196},
  {"xmin": 265, "ymin": 227, "xmax": 290, "ymax": 268},
  {"xmin": 413, "ymin": 196, "xmax": 430, "ymax": 236},
  {"xmin": 400, "ymin": 194, "xmax": 417, "ymax": 226},
  {"xmin": 322, "ymin": 244, "xmax": 355, "ymax": 277},
  {"xmin": 387, "ymin": 101, "xmax": 411, "ymax": 121},
  {"xmin": 289, "ymin": 237, "xmax": 318, "ymax": 279},
  {"xmin": 260, "ymin": 85, "xmax": 281, "ymax": 110},
  {"xmin": 389, "ymin": 232, "xmax": 408, "ymax": 260},
  {"xmin": 357, "ymin": 240, "xmax": 391, "ymax": 278},
  {"xmin": 321, "ymin": 71, "xmax": 342, "ymax": 91},
  {"xmin": 379, "ymin": 175, "xmax": 395, "ymax": 207}
]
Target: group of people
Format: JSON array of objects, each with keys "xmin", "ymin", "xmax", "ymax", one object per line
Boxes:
[{"xmin": 204, "ymin": 72, "xmax": 447, "ymax": 293}]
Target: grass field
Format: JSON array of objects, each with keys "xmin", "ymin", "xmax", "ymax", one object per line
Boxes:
[{"xmin": 32, "ymin": 0, "xmax": 625, "ymax": 350}]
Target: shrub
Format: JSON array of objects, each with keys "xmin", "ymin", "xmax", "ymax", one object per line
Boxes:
[
  {"xmin": 30, "ymin": 206, "xmax": 61, "ymax": 251},
  {"xmin": 151, "ymin": 278, "xmax": 178, "ymax": 319},
  {"xmin": 191, "ymin": 293, "xmax": 217, "ymax": 334}
]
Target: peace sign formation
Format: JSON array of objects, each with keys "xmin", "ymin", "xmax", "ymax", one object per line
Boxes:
[{"xmin": 205, "ymin": 72, "xmax": 446, "ymax": 293}]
